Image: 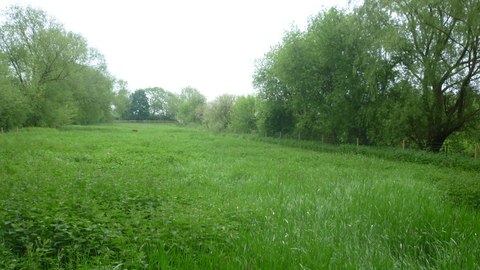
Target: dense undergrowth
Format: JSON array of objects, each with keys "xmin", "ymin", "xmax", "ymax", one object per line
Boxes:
[{"xmin": 1, "ymin": 123, "xmax": 479, "ymax": 269}]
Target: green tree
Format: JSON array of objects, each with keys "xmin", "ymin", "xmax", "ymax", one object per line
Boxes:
[
  {"xmin": 202, "ymin": 94, "xmax": 236, "ymax": 131},
  {"xmin": 113, "ymin": 80, "xmax": 130, "ymax": 119},
  {"xmin": 254, "ymin": 8, "xmax": 388, "ymax": 142},
  {"xmin": 176, "ymin": 86, "xmax": 206, "ymax": 125},
  {"xmin": 0, "ymin": 52, "xmax": 28, "ymax": 131},
  {"xmin": 0, "ymin": 5, "xmax": 114, "ymax": 127},
  {"xmin": 144, "ymin": 87, "xmax": 177, "ymax": 120},
  {"xmin": 362, "ymin": 0, "xmax": 480, "ymax": 151},
  {"xmin": 253, "ymin": 48, "xmax": 296, "ymax": 136},
  {"xmin": 127, "ymin": 90, "xmax": 150, "ymax": 120},
  {"xmin": 227, "ymin": 95, "xmax": 257, "ymax": 133},
  {"xmin": 69, "ymin": 64, "xmax": 114, "ymax": 124}
]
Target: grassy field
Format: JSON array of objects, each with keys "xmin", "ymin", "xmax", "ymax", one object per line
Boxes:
[{"xmin": 1, "ymin": 123, "xmax": 479, "ymax": 269}]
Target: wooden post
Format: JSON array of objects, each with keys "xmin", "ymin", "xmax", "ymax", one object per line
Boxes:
[
  {"xmin": 357, "ymin": 138, "xmax": 359, "ymax": 146},
  {"xmin": 402, "ymin": 140, "xmax": 406, "ymax": 150},
  {"xmin": 475, "ymin": 144, "xmax": 478, "ymax": 160}
]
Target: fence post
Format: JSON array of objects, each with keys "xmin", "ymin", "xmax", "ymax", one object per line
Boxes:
[
  {"xmin": 357, "ymin": 138, "xmax": 359, "ymax": 146},
  {"xmin": 475, "ymin": 144, "xmax": 478, "ymax": 160},
  {"xmin": 402, "ymin": 140, "xmax": 406, "ymax": 150}
]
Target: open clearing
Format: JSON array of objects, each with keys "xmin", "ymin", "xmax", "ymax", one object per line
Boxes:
[{"xmin": 1, "ymin": 123, "xmax": 479, "ymax": 269}]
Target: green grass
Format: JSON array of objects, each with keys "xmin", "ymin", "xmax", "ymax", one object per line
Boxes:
[{"xmin": 1, "ymin": 123, "xmax": 479, "ymax": 269}]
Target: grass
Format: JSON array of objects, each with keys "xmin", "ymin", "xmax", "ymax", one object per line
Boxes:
[{"xmin": 1, "ymin": 123, "xmax": 479, "ymax": 269}]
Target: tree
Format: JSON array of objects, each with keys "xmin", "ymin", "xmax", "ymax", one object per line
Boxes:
[
  {"xmin": 126, "ymin": 90, "xmax": 150, "ymax": 120},
  {"xmin": 253, "ymin": 48, "xmax": 296, "ymax": 136},
  {"xmin": 202, "ymin": 93, "xmax": 236, "ymax": 131},
  {"xmin": 176, "ymin": 86, "xmax": 206, "ymax": 125},
  {"xmin": 69, "ymin": 64, "xmax": 114, "ymax": 124},
  {"xmin": 362, "ymin": 0, "xmax": 480, "ymax": 151},
  {"xmin": 112, "ymin": 80, "xmax": 130, "ymax": 119},
  {"xmin": 253, "ymin": 8, "xmax": 389, "ymax": 143},
  {"xmin": 0, "ymin": 52, "xmax": 28, "ymax": 130},
  {"xmin": 0, "ymin": 5, "xmax": 114, "ymax": 127},
  {"xmin": 227, "ymin": 95, "xmax": 257, "ymax": 133},
  {"xmin": 144, "ymin": 87, "xmax": 177, "ymax": 120}
]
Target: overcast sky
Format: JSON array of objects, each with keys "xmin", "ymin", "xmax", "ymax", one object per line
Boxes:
[{"xmin": 1, "ymin": 0, "xmax": 349, "ymax": 100}]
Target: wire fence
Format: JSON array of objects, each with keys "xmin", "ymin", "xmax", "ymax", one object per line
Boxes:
[
  {"xmin": 115, "ymin": 120, "xmax": 178, "ymax": 123},
  {"xmin": 230, "ymin": 130, "xmax": 480, "ymax": 160}
]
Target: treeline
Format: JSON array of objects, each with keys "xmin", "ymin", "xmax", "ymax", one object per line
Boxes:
[
  {"xmin": 250, "ymin": 0, "xmax": 480, "ymax": 153},
  {"xmin": 0, "ymin": 5, "xmax": 256, "ymax": 133},
  {"xmin": 168, "ymin": 0, "xmax": 480, "ymax": 153},
  {"xmin": 3, "ymin": 1, "xmax": 480, "ymax": 154}
]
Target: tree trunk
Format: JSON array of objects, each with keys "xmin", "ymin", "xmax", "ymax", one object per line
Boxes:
[{"xmin": 427, "ymin": 132, "xmax": 449, "ymax": 153}]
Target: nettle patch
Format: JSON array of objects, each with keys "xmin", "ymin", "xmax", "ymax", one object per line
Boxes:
[{"xmin": 0, "ymin": 173, "xmax": 253, "ymax": 268}]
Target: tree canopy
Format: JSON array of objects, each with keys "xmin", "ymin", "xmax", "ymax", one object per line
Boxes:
[
  {"xmin": 0, "ymin": 5, "xmax": 114, "ymax": 128},
  {"xmin": 125, "ymin": 89, "xmax": 150, "ymax": 120},
  {"xmin": 252, "ymin": 1, "xmax": 480, "ymax": 151},
  {"xmin": 176, "ymin": 86, "xmax": 206, "ymax": 125}
]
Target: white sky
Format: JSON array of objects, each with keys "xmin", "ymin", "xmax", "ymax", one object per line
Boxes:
[{"xmin": 1, "ymin": 0, "xmax": 348, "ymax": 100}]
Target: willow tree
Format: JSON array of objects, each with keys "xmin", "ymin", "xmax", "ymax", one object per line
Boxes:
[
  {"xmin": 254, "ymin": 8, "xmax": 393, "ymax": 143},
  {"xmin": 363, "ymin": 0, "xmax": 480, "ymax": 151},
  {"xmin": 0, "ymin": 5, "xmax": 114, "ymax": 127},
  {"xmin": 176, "ymin": 86, "xmax": 206, "ymax": 125}
]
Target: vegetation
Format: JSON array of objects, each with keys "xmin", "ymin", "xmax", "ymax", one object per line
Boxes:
[
  {"xmin": 1, "ymin": 123, "xmax": 480, "ymax": 269},
  {"xmin": 124, "ymin": 89, "xmax": 150, "ymax": 120},
  {"xmin": 3, "ymin": 1, "xmax": 479, "ymax": 154},
  {"xmin": 0, "ymin": 5, "xmax": 114, "ymax": 128},
  {"xmin": 253, "ymin": 0, "xmax": 480, "ymax": 151}
]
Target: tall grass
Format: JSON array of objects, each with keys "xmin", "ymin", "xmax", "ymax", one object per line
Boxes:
[{"xmin": 1, "ymin": 123, "xmax": 479, "ymax": 269}]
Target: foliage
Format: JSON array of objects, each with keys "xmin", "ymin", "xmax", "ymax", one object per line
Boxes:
[
  {"xmin": 201, "ymin": 93, "xmax": 236, "ymax": 132},
  {"xmin": 143, "ymin": 87, "xmax": 178, "ymax": 120},
  {"xmin": 112, "ymin": 80, "xmax": 130, "ymax": 119},
  {"xmin": 69, "ymin": 65, "xmax": 115, "ymax": 124},
  {"xmin": 253, "ymin": 8, "xmax": 393, "ymax": 143},
  {"xmin": 0, "ymin": 53, "xmax": 28, "ymax": 131},
  {"xmin": 125, "ymin": 89, "xmax": 150, "ymax": 120},
  {"xmin": 227, "ymin": 95, "xmax": 257, "ymax": 133},
  {"xmin": 361, "ymin": 0, "xmax": 480, "ymax": 151},
  {"xmin": 253, "ymin": 1, "xmax": 480, "ymax": 150},
  {"xmin": 176, "ymin": 86, "xmax": 206, "ymax": 125},
  {"xmin": 0, "ymin": 4, "xmax": 115, "ymax": 128}
]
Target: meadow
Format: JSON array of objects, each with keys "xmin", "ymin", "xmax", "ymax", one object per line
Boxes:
[{"xmin": 1, "ymin": 123, "xmax": 479, "ymax": 269}]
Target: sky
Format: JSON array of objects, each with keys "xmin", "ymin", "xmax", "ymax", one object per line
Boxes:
[{"xmin": 1, "ymin": 0, "xmax": 349, "ymax": 100}]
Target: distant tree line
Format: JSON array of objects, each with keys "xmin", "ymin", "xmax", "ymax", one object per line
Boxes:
[
  {"xmin": 3, "ymin": 1, "xmax": 480, "ymax": 154},
  {"xmin": 171, "ymin": 0, "xmax": 480, "ymax": 153}
]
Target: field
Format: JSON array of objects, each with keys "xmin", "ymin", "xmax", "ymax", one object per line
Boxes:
[{"xmin": 1, "ymin": 123, "xmax": 480, "ymax": 269}]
